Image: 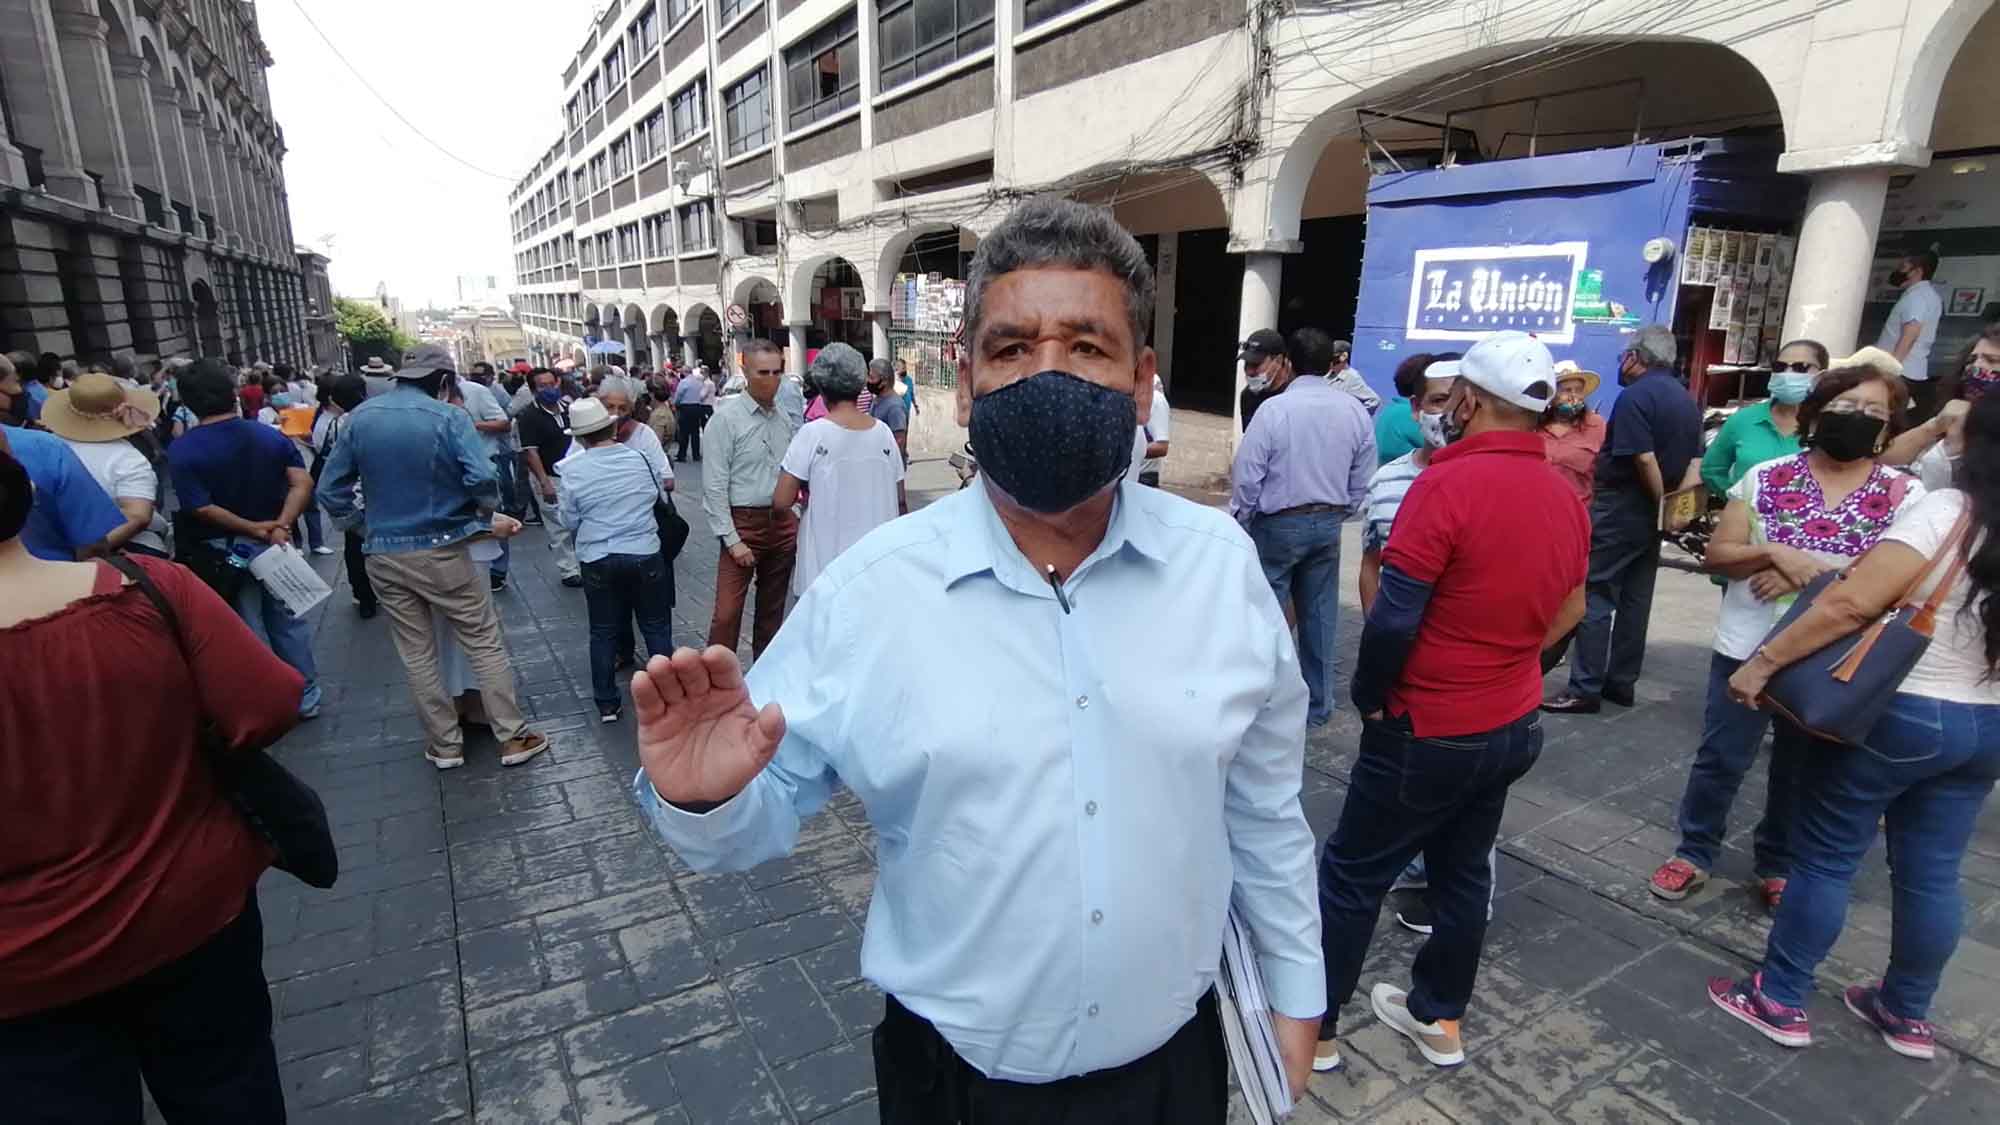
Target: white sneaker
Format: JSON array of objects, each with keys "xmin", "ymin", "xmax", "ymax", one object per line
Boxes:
[
  {"xmin": 1371, "ymin": 983, "xmax": 1465, "ymax": 1067},
  {"xmin": 1312, "ymin": 1038, "xmax": 1343, "ymax": 1072},
  {"xmin": 312, "ymin": 545, "xmax": 335, "ymax": 555}
]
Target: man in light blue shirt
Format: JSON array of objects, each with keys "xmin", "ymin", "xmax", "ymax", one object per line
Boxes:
[
  {"xmin": 629, "ymin": 198, "xmax": 1323, "ymax": 1120},
  {"xmin": 1876, "ymin": 248, "xmax": 1945, "ymax": 421},
  {"xmin": 553, "ymin": 397, "xmax": 674, "ymax": 723}
]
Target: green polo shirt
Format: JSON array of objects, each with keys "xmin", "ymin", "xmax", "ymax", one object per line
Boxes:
[
  {"xmin": 1375, "ymin": 395, "xmax": 1425, "ymax": 467},
  {"xmin": 1701, "ymin": 400, "xmax": 1801, "ymax": 498}
]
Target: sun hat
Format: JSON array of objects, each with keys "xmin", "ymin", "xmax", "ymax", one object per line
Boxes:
[
  {"xmin": 1551, "ymin": 359, "xmax": 1601, "ymax": 399},
  {"xmin": 361, "ymin": 357, "xmax": 393, "ymax": 374},
  {"xmin": 41, "ymin": 371, "xmax": 159, "ymax": 442},
  {"xmin": 565, "ymin": 396, "xmax": 616, "ymax": 437},
  {"xmin": 1456, "ymin": 330, "xmax": 1558, "ymax": 412}
]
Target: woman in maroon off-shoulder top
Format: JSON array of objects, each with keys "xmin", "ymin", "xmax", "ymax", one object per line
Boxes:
[{"xmin": 0, "ymin": 439, "xmax": 305, "ymax": 1123}]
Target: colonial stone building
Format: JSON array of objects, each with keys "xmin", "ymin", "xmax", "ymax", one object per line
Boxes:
[{"xmin": 0, "ymin": 0, "xmax": 311, "ymax": 366}]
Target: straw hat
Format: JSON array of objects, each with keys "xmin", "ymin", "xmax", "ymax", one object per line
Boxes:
[
  {"xmin": 42, "ymin": 371, "xmax": 159, "ymax": 442},
  {"xmin": 1551, "ymin": 359, "xmax": 1601, "ymax": 399}
]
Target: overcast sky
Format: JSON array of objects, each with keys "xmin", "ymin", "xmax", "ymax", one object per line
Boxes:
[{"xmin": 259, "ymin": 0, "xmax": 601, "ymax": 308}]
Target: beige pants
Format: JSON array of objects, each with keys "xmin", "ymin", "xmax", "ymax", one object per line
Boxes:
[{"xmin": 366, "ymin": 545, "xmax": 529, "ymax": 753}]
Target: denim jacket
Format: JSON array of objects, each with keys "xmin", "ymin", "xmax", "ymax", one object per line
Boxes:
[{"xmin": 316, "ymin": 386, "xmax": 497, "ymax": 554}]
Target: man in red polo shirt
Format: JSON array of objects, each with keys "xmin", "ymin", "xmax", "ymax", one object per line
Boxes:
[{"xmin": 1312, "ymin": 331, "xmax": 1588, "ymax": 1073}]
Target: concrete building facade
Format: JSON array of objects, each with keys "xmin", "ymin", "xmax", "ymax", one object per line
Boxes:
[
  {"xmin": 296, "ymin": 247, "xmax": 337, "ymax": 368},
  {"xmin": 507, "ymin": 0, "xmax": 1997, "ymax": 475},
  {"xmin": 0, "ymin": 0, "xmax": 310, "ymax": 366}
]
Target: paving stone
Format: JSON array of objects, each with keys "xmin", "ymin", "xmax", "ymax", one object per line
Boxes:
[
  {"xmin": 1564, "ymin": 1080, "xmax": 1675, "ymax": 1123},
  {"xmin": 823, "ymin": 982, "xmax": 885, "ymax": 1039},
  {"xmin": 772, "ymin": 1036, "xmax": 875, "ymax": 1119},
  {"xmin": 1536, "ymin": 806, "xmax": 1649, "ymax": 855},
  {"xmin": 682, "ymin": 872, "xmax": 773, "ymax": 935},
  {"xmin": 1420, "ymin": 1062, "xmax": 1560, "ymax": 1124},
  {"xmin": 283, "ymin": 1045, "xmax": 369, "ymax": 1109},
  {"xmin": 458, "ymin": 871, "xmax": 600, "ymax": 931},
  {"xmin": 1746, "ymin": 1002, "xmax": 1950, "ymax": 1123},
  {"xmin": 521, "ymin": 843, "xmax": 596, "ymax": 885},
  {"xmin": 372, "ymin": 877, "xmax": 456, "ymax": 953},
  {"xmin": 280, "ymin": 942, "xmax": 457, "ymax": 1014},
  {"xmin": 797, "ymin": 937, "xmax": 864, "ymax": 994},
  {"xmin": 1607, "ymin": 1052, "xmax": 1785, "ymax": 1125},
  {"xmin": 1306, "ymin": 1033, "xmax": 1402, "ymax": 1117},
  {"xmin": 449, "ymin": 844, "xmax": 523, "ymax": 898},
  {"xmin": 274, "ymin": 1000, "xmax": 368, "ymax": 1063},
  {"xmin": 292, "ymin": 1063, "xmax": 469, "ymax": 1124},
  {"xmin": 459, "ymin": 920, "xmax": 546, "ymax": 1009},
  {"xmin": 573, "ymin": 1054, "xmax": 687, "ymax": 1125},
  {"xmin": 590, "ymin": 833, "xmax": 677, "ymax": 893},
  {"xmin": 562, "ymin": 983, "xmax": 736, "ymax": 1076},
  {"xmin": 762, "ymin": 877, "xmax": 835, "ymax": 920},
  {"xmin": 1917, "ymin": 1055, "xmax": 2000, "ymax": 1123},
  {"xmin": 729, "ymin": 960, "xmax": 845, "ymax": 1064},
  {"xmin": 711, "ymin": 905, "xmax": 854, "ymax": 972},
  {"xmin": 1503, "ymin": 920, "xmax": 1649, "ymax": 996},
  {"xmin": 366, "ymin": 977, "xmax": 464, "ymax": 1085},
  {"xmin": 809, "ymin": 1099, "xmax": 881, "ymax": 1125},
  {"xmin": 536, "ymin": 884, "xmax": 684, "ymax": 947},
  {"xmin": 294, "ymin": 894, "xmax": 373, "ymax": 938},
  {"xmin": 1481, "ymin": 1005, "xmax": 1644, "ymax": 1108},
  {"xmin": 547, "ymin": 931, "xmax": 629, "ymax": 986},
  {"xmin": 471, "ymin": 1036, "xmax": 580, "ymax": 1124},
  {"xmin": 453, "ymin": 801, "xmax": 582, "ymax": 844},
  {"xmin": 663, "ymin": 1027, "xmax": 792, "ymax": 1122},
  {"xmin": 262, "ymin": 924, "xmax": 374, "ymax": 981},
  {"xmin": 467, "ymin": 973, "xmax": 644, "ymax": 1054},
  {"xmin": 315, "ymin": 853, "xmax": 451, "ymax": 902}
]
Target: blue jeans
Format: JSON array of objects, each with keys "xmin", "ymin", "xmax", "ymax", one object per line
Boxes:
[
  {"xmin": 487, "ymin": 454, "xmax": 515, "ymax": 577},
  {"xmin": 1674, "ymin": 653, "xmax": 1808, "ymax": 877},
  {"xmin": 233, "ymin": 578, "xmax": 321, "ymax": 715},
  {"xmin": 1759, "ymin": 694, "xmax": 2000, "ymax": 1018},
  {"xmin": 580, "ymin": 552, "xmax": 674, "ymax": 710},
  {"xmin": 1319, "ymin": 711, "xmax": 1542, "ymax": 1032},
  {"xmin": 1568, "ymin": 493, "xmax": 1658, "ymax": 698},
  {"xmin": 1248, "ymin": 509, "xmax": 1344, "ymax": 725}
]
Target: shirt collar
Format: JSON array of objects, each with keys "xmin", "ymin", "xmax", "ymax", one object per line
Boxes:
[
  {"xmin": 943, "ymin": 480, "xmax": 1166, "ymax": 592},
  {"xmin": 1428, "ymin": 429, "xmax": 1548, "ymax": 465}
]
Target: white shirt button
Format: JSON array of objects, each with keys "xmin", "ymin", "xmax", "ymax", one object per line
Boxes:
[
  {"xmin": 1076, "ymin": 695, "xmax": 1089, "ymax": 709},
  {"xmin": 1084, "ymin": 800, "xmax": 1098, "ymax": 816},
  {"xmin": 1087, "ymin": 1003, "xmax": 1100, "ymax": 1018},
  {"xmin": 1091, "ymin": 909, "xmax": 1103, "ymax": 924}
]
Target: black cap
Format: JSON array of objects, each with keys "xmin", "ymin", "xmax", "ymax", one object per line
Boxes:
[{"xmin": 1239, "ymin": 328, "xmax": 1285, "ymax": 361}]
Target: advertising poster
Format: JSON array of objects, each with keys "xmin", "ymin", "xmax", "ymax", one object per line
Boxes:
[
  {"xmin": 1753, "ymin": 233, "xmax": 1776, "ymax": 285},
  {"xmin": 1683, "ymin": 227, "xmax": 1709, "ymax": 286},
  {"xmin": 1709, "ymin": 282, "xmax": 1735, "ymax": 330},
  {"xmin": 1702, "ymin": 227, "xmax": 1725, "ymax": 285}
]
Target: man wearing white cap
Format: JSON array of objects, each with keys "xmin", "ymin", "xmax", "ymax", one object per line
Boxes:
[{"xmin": 1314, "ymin": 331, "xmax": 1588, "ymax": 1073}]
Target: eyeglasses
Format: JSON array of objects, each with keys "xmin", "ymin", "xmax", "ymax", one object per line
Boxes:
[
  {"xmin": 1822, "ymin": 401, "xmax": 1892, "ymax": 421},
  {"xmin": 1770, "ymin": 361, "xmax": 1818, "ymax": 374}
]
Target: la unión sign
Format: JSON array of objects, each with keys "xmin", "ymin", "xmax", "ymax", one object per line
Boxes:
[{"xmin": 1405, "ymin": 242, "xmax": 1589, "ymax": 344}]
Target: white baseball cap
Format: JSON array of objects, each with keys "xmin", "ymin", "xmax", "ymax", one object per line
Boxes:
[{"xmin": 1457, "ymin": 331, "xmax": 1557, "ymax": 412}]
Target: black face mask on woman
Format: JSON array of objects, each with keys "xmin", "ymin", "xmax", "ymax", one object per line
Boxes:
[
  {"xmin": 968, "ymin": 370, "xmax": 1137, "ymax": 513},
  {"xmin": 0, "ymin": 448, "xmax": 30, "ymax": 543},
  {"xmin": 1812, "ymin": 411, "xmax": 1886, "ymax": 463}
]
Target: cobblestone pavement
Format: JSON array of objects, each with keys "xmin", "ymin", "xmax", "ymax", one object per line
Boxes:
[{"xmin": 236, "ymin": 459, "xmax": 2000, "ymax": 1123}]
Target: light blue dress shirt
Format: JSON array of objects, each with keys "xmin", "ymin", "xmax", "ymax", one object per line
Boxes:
[
  {"xmin": 553, "ymin": 439, "xmax": 668, "ymax": 563},
  {"xmin": 1230, "ymin": 377, "xmax": 1378, "ymax": 522},
  {"xmin": 633, "ymin": 480, "xmax": 1324, "ymax": 1082}
]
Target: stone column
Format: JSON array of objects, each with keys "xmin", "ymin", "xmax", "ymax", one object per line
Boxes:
[
  {"xmin": 0, "ymin": 0, "xmax": 91, "ymax": 203},
  {"xmin": 181, "ymin": 105, "xmax": 220, "ymax": 239},
  {"xmin": 108, "ymin": 52, "xmax": 171, "ymax": 228},
  {"xmin": 1232, "ymin": 246, "xmax": 1291, "ymax": 438},
  {"xmin": 49, "ymin": 2, "xmax": 141, "ymax": 218},
  {"xmin": 0, "ymin": 69, "xmax": 32, "ymax": 185},
  {"xmin": 871, "ymin": 310, "xmax": 890, "ymax": 363},
  {"xmin": 207, "ymin": 123, "xmax": 242, "ymax": 247},
  {"xmin": 1779, "ymin": 167, "xmax": 1894, "ymax": 354},
  {"xmin": 786, "ymin": 322, "xmax": 808, "ymax": 377},
  {"xmin": 153, "ymin": 85, "xmax": 196, "ymax": 230}
]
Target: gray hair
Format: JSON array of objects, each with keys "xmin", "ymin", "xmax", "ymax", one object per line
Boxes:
[
  {"xmin": 1630, "ymin": 324, "xmax": 1677, "ymax": 369},
  {"xmin": 595, "ymin": 374, "xmax": 643, "ymax": 404},
  {"xmin": 963, "ymin": 197, "xmax": 1154, "ymax": 351},
  {"xmin": 866, "ymin": 357, "xmax": 894, "ymax": 384},
  {"xmin": 811, "ymin": 342, "xmax": 868, "ymax": 400}
]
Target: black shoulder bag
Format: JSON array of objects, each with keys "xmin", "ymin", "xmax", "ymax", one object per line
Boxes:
[
  {"xmin": 616, "ymin": 418, "xmax": 692, "ymax": 561},
  {"xmin": 104, "ymin": 554, "xmax": 340, "ymax": 889}
]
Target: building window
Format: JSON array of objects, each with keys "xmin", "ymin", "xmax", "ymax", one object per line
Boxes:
[
  {"xmin": 669, "ymin": 78, "xmax": 709, "ymax": 143},
  {"xmin": 642, "ymin": 212, "xmax": 672, "ymax": 259},
  {"xmin": 617, "ymin": 222, "xmax": 642, "ymax": 263},
  {"xmin": 589, "ymin": 152, "xmax": 609, "ymax": 192},
  {"xmin": 740, "ymin": 218, "xmax": 778, "ymax": 254},
  {"xmin": 579, "ymin": 238, "xmax": 595, "ymax": 268},
  {"xmin": 572, "ymin": 170, "xmax": 587, "ymax": 199},
  {"xmin": 609, "ymin": 136, "xmax": 632, "ymax": 179},
  {"xmin": 595, "ymin": 231, "xmax": 614, "ymax": 264},
  {"xmin": 565, "ymin": 96, "xmax": 583, "ymax": 132},
  {"xmin": 877, "ymin": 0, "xmax": 993, "ymax": 93},
  {"xmin": 678, "ymin": 199, "xmax": 714, "ymax": 252},
  {"xmin": 603, "ymin": 41, "xmax": 627, "ymax": 91},
  {"xmin": 629, "ymin": 2, "xmax": 660, "ymax": 58},
  {"xmin": 665, "ymin": 0, "xmax": 692, "ymax": 24},
  {"xmin": 784, "ymin": 11, "xmax": 860, "ymax": 131},
  {"xmin": 637, "ymin": 109, "xmax": 668, "ymax": 165},
  {"xmin": 583, "ymin": 72, "xmax": 603, "ymax": 110},
  {"xmin": 718, "ymin": 0, "xmax": 752, "ymax": 25},
  {"xmin": 1023, "ymin": 0, "xmax": 1092, "ymax": 27},
  {"xmin": 722, "ymin": 69, "xmax": 771, "ymax": 157}
]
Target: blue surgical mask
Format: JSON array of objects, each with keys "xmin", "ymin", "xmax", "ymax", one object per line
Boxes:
[
  {"xmin": 1769, "ymin": 372, "xmax": 1814, "ymax": 405},
  {"xmin": 535, "ymin": 387, "xmax": 562, "ymax": 407}
]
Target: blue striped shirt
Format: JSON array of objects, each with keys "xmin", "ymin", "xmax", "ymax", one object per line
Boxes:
[{"xmin": 1362, "ymin": 451, "xmax": 1425, "ymax": 554}]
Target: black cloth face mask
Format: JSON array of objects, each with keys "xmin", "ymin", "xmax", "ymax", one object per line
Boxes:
[
  {"xmin": 968, "ymin": 370, "xmax": 1137, "ymax": 513},
  {"xmin": 1811, "ymin": 411, "xmax": 1886, "ymax": 462}
]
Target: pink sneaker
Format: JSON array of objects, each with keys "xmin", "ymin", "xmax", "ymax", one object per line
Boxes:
[
  {"xmin": 1708, "ymin": 974, "xmax": 1811, "ymax": 1048},
  {"xmin": 1843, "ymin": 984, "xmax": 1935, "ymax": 1061}
]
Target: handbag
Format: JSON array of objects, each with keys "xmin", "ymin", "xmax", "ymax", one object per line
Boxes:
[
  {"xmin": 104, "ymin": 554, "xmax": 340, "ymax": 889},
  {"xmin": 616, "ymin": 419, "xmax": 691, "ymax": 561},
  {"xmin": 170, "ymin": 512, "xmax": 248, "ymax": 600},
  {"xmin": 1759, "ymin": 510, "xmax": 1974, "ymax": 744}
]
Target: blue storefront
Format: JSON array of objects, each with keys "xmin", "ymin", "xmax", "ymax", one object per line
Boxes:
[{"xmin": 1351, "ymin": 138, "xmax": 1808, "ymax": 413}]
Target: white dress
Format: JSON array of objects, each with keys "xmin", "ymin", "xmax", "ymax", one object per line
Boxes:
[{"xmin": 781, "ymin": 417, "xmax": 906, "ymax": 596}]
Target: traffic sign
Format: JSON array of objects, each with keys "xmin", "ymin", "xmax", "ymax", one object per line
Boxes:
[{"xmin": 725, "ymin": 303, "xmax": 748, "ymax": 328}]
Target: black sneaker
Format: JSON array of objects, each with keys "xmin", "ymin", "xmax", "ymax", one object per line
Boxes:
[
  {"xmin": 561, "ymin": 575, "xmax": 584, "ymax": 588},
  {"xmin": 521, "ymin": 514, "xmax": 543, "ymax": 526},
  {"xmin": 598, "ymin": 705, "xmax": 622, "ymax": 724},
  {"xmin": 489, "ymin": 572, "xmax": 508, "ymax": 592},
  {"xmin": 1396, "ymin": 898, "xmax": 1435, "ymax": 936},
  {"xmin": 356, "ymin": 602, "xmax": 378, "ymax": 620}
]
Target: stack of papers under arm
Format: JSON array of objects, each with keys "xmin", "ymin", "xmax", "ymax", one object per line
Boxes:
[{"xmin": 1218, "ymin": 906, "xmax": 1295, "ymax": 1122}]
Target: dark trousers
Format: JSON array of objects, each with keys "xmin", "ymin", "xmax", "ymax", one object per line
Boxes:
[
  {"xmin": 874, "ymin": 992, "xmax": 1226, "ymax": 1124},
  {"xmin": 708, "ymin": 508, "xmax": 797, "ymax": 658},
  {"xmin": 515, "ymin": 452, "xmax": 544, "ymax": 521},
  {"xmin": 1907, "ymin": 378, "xmax": 1943, "ymax": 427},
  {"xmin": 1568, "ymin": 494, "xmax": 1659, "ymax": 699},
  {"xmin": 1319, "ymin": 711, "xmax": 1543, "ymax": 1033},
  {"xmin": 343, "ymin": 527, "xmax": 377, "ymax": 610},
  {"xmin": 674, "ymin": 405, "xmax": 704, "ymax": 460},
  {"xmin": 1674, "ymin": 652, "xmax": 1809, "ymax": 877},
  {"xmin": 493, "ymin": 451, "xmax": 521, "ymax": 516},
  {"xmin": 581, "ymin": 551, "xmax": 675, "ymax": 709},
  {"xmin": 0, "ymin": 895, "xmax": 283, "ymax": 1124},
  {"xmin": 297, "ymin": 508, "xmax": 324, "ymax": 552}
]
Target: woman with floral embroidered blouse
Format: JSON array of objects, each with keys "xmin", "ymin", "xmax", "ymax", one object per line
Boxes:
[{"xmin": 1650, "ymin": 365, "xmax": 1923, "ymax": 910}]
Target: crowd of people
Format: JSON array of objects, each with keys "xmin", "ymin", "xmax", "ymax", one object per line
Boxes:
[{"xmin": 2, "ymin": 196, "xmax": 1996, "ymax": 1121}]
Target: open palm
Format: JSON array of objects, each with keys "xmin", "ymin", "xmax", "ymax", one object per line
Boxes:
[{"xmin": 633, "ymin": 646, "xmax": 787, "ymax": 806}]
